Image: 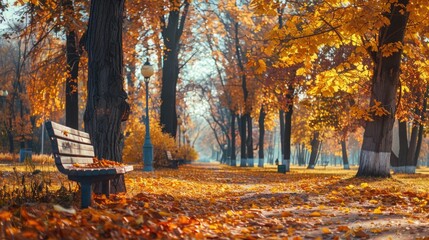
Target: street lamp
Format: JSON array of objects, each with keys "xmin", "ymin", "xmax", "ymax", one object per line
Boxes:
[{"xmin": 141, "ymin": 59, "xmax": 154, "ymax": 171}]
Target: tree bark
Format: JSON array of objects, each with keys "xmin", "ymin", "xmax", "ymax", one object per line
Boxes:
[
  {"xmin": 398, "ymin": 121, "xmax": 408, "ymax": 163},
  {"xmin": 414, "ymin": 87, "xmax": 429, "ymax": 167},
  {"xmin": 230, "ymin": 112, "xmax": 236, "ymax": 166},
  {"xmin": 283, "ymin": 91, "xmax": 293, "ymax": 171},
  {"xmin": 160, "ymin": 1, "xmax": 190, "ymax": 138},
  {"xmin": 240, "ymin": 114, "xmax": 247, "ymax": 166},
  {"xmin": 356, "ymin": 0, "xmax": 409, "ymax": 177},
  {"xmin": 66, "ymin": 30, "xmax": 80, "ymax": 129},
  {"xmin": 235, "ymin": 22, "xmax": 249, "ymax": 167},
  {"xmin": 258, "ymin": 106, "xmax": 265, "ymax": 167},
  {"xmin": 84, "ymin": 0, "xmax": 129, "ymax": 193},
  {"xmin": 341, "ymin": 140, "xmax": 350, "ymax": 169},
  {"xmin": 247, "ymin": 115, "xmax": 254, "ymax": 167},
  {"xmin": 279, "ymin": 110, "xmax": 285, "ymax": 160},
  {"xmin": 307, "ymin": 131, "xmax": 320, "ymax": 169}
]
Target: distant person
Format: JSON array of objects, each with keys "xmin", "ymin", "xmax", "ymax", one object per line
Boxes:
[{"xmin": 275, "ymin": 158, "xmax": 279, "ymax": 165}]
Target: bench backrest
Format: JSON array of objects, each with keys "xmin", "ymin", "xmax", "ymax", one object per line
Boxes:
[
  {"xmin": 45, "ymin": 121, "xmax": 95, "ymax": 174},
  {"xmin": 166, "ymin": 151, "xmax": 173, "ymax": 160}
]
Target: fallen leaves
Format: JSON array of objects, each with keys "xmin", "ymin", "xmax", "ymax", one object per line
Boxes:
[{"xmin": 1, "ymin": 164, "xmax": 429, "ymax": 239}]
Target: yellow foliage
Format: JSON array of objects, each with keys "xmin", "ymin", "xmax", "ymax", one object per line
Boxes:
[
  {"xmin": 122, "ymin": 115, "xmax": 177, "ymax": 166},
  {"xmin": 176, "ymin": 144, "xmax": 199, "ymax": 161}
]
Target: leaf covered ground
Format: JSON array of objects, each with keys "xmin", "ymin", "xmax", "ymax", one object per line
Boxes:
[{"xmin": 1, "ymin": 163, "xmax": 429, "ymax": 239}]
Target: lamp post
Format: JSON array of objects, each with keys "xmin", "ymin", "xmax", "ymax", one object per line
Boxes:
[{"xmin": 141, "ymin": 59, "xmax": 154, "ymax": 171}]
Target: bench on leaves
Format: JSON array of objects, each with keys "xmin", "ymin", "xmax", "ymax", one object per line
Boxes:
[
  {"xmin": 165, "ymin": 151, "xmax": 180, "ymax": 169},
  {"xmin": 45, "ymin": 121, "xmax": 133, "ymax": 208}
]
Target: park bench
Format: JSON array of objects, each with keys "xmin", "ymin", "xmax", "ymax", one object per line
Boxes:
[
  {"xmin": 165, "ymin": 150, "xmax": 180, "ymax": 169},
  {"xmin": 45, "ymin": 121, "xmax": 133, "ymax": 208}
]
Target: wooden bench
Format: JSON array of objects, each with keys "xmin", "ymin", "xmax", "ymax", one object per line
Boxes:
[
  {"xmin": 165, "ymin": 151, "xmax": 179, "ymax": 169},
  {"xmin": 45, "ymin": 121, "xmax": 133, "ymax": 208}
]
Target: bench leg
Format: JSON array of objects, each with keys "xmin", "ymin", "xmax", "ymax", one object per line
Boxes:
[
  {"xmin": 101, "ymin": 180, "xmax": 110, "ymax": 197},
  {"xmin": 81, "ymin": 181, "xmax": 92, "ymax": 208}
]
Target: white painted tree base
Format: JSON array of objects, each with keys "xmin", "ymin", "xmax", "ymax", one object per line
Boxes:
[
  {"xmin": 392, "ymin": 166, "xmax": 416, "ymax": 174},
  {"xmin": 356, "ymin": 150, "xmax": 390, "ymax": 177},
  {"xmin": 285, "ymin": 160, "xmax": 290, "ymax": 172},
  {"xmin": 258, "ymin": 158, "xmax": 264, "ymax": 168},
  {"xmin": 248, "ymin": 158, "xmax": 254, "ymax": 167},
  {"xmin": 240, "ymin": 159, "xmax": 247, "ymax": 167},
  {"xmin": 308, "ymin": 164, "xmax": 315, "ymax": 169},
  {"xmin": 343, "ymin": 164, "xmax": 350, "ymax": 170}
]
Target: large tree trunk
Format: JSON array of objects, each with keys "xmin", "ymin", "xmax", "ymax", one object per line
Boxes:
[
  {"xmin": 160, "ymin": 1, "xmax": 190, "ymax": 137},
  {"xmin": 230, "ymin": 112, "xmax": 236, "ymax": 166},
  {"xmin": 341, "ymin": 140, "xmax": 350, "ymax": 169},
  {"xmin": 307, "ymin": 131, "xmax": 320, "ymax": 169},
  {"xmin": 84, "ymin": 0, "xmax": 129, "ymax": 193},
  {"xmin": 258, "ymin": 106, "xmax": 265, "ymax": 167},
  {"xmin": 356, "ymin": 0, "xmax": 409, "ymax": 177}
]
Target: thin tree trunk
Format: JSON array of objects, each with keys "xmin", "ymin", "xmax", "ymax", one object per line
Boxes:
[
  {"xmin": 279, "ymin": 110, "xmax": 285, "ymax": 160},
  {"xmin": 84, "ymin": 0, "xmax": 129, "ymax": 193},
  {"xmin": 66, "ymin": 29, "xmax": 80, "ymax": 129},
  {"xmin": 235, "ymin": 22, "xmax": 249, "ymax": 167},
  {"xmin": 231, "ymin": 112, "xmax": 236, "ymax": 166},
  {"xmin": 357, "ymin": 0, "xmax": 409, "ymax": 177},
  {"xmin": 283, "ymin": 98, "xmax": 293, "ymax": 171},
  {"xmin": 307, "ymin": 131, "xmax": 320, "ymax": 169},
  {"xmin": 341, "ymin": 140, "xmax": 350, "ymax": 169},
  {"xmin": 258, "ymin": 106, "xmax": 265, "ymax": 167},
  {"xmin": 240, "ymin": 115, "xmax": 247, "ymax": 166},
  {"xmin": 414, "ymin": 87, "xmax": 429, "ymax": 167},
  {"xmin": 414, "ymin": 124, "xmax": 424, "ymax": 166},
  {"xmin": 247, "ymin": 114, "xmax": 254, "ymax": 167},
  {"xmin": 402, "ymin": 125, "xmax": 418, "ymax": 173}
]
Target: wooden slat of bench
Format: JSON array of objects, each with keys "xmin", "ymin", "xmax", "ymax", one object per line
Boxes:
[
  {"xmin": 45, "ymin": 122, "xmax": 92, "ymax": 144},
  {"xmin": 58, "ymin": 156, "xmax": 95, "ymax": 164},
  {"xmin": 166, "ymin": 151, "xmax": 173, "ymax": 160},
  {"xmin": 50, "ymin": 128, "xmax": 92, "ymax": 144},
  {"xmin": 50, "ymin": 121, "xmax": 90, "ymax": 138},
  {"xmin": 66, "ymin": 166, "xmax": 134, "ymax": 176},
  {"xmin": 53, "ymin": 138, "xmax": 94, "ymax": 157}
]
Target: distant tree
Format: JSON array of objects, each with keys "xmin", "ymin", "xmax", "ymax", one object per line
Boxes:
[{"xmin": 159, "ymin": 0, "xmax": 190, "ymax": 138}]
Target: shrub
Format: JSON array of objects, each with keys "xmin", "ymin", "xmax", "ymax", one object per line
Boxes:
[
  {"xmin": 0, "ymin": 153, "xmax": 54, "ymax": 165},
  {"xmin": 122, "ymin": 115, "xmax": 177, "ymax": 167},
  {"xmin": 176, "ymin": 144, "xmax": 199, "ymax": 161}
]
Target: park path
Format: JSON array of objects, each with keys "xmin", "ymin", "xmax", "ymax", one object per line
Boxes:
[{"xmin": 131, "ymin": 162, "xmax": 429, "ymax": 239}]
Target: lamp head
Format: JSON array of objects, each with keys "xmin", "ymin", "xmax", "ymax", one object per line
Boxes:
[{"xmin": 141, "ymin": 59, "xmax": 154, "ymax": 82}]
